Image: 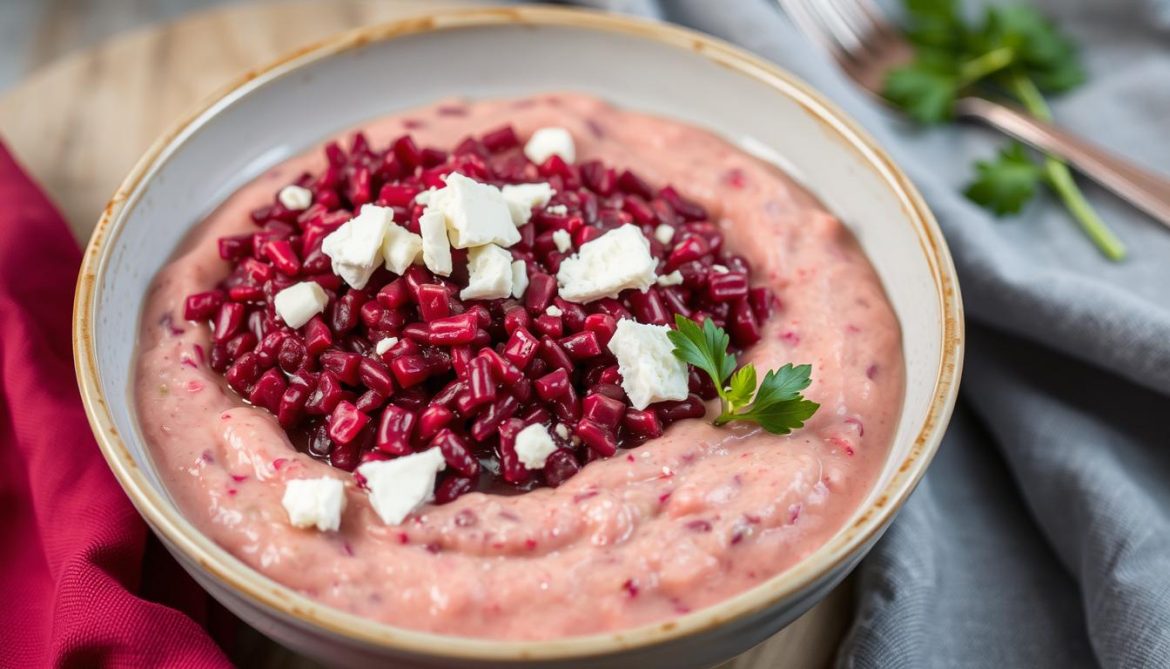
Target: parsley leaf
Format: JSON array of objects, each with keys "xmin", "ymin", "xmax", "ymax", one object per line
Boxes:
[
  {"xmin": 736, "ymin": 396, "xmax": 821, "ymax": 435},
  {"xmin": 964, "ymin": 143, "xmax": 1044, "ymax": 215},
  {"xmin": 735, "ymin": 366, "xmax": 819, "ymax": 435},
  {"xmin": 884, "ymin": 60, "xmax": 960, "ymax": 124},
  {"xmin": 979, "ymin": 6, "xmax": 1085, "ymax": 93},
  {"xmin": 725, "ymin": 365, "xmax": 757, "ymax": 410},
  {"xmin": 667, "ymin": 314, "xmax": 736, "ymax": 387},
  {"xmin": 902, "ymin": 0, "xmax": 963, "ymax": 52},
  {"xmin": 882, "ymin": 1, "xmax": 1124, "ymax": 259},
  {"xmin": 668, "ymin": 316, "xmax": 819, "ymax": 436},
  {"xmin": 748, "ymin": 364, "xmax": 814, "ymax": 407}
]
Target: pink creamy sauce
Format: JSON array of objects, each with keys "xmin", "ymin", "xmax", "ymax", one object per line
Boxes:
[{"xmin": 135, "ymin": 94, "xmax": 904, "ymax": 639}]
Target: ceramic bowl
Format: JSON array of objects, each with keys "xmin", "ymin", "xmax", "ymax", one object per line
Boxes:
[{"xmin": 74, "ymin": 6, "xmax": 963, "ymax": 668}]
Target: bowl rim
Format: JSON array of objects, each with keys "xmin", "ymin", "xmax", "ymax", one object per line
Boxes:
[{"xmin": 73, "ymin": 5, "xmax": 964, "ymax": 662}]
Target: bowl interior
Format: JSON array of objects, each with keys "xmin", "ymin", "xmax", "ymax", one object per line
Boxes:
[{"xmin": 82, "ymin": 9, "xmax": 957, "ymax": 658}]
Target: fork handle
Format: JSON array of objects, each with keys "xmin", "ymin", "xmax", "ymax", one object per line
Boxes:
[{"xmin": 955, "ymin": 96, "xmax": 1170, "ymax": 228}]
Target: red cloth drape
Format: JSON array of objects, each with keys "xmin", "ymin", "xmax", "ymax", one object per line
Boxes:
[{"xmin": 0, "ymin": 143, "xmax": 233, "ymax": 668}]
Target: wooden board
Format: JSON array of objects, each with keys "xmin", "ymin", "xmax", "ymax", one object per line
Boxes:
[{"xmin": 0, "ymin": 2, "xmax": 850, "ymax": 666}]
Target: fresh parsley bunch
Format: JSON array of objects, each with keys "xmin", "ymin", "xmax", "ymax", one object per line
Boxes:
[
  {"xmin": 667, "ymin": 315, "xmax": 819, "ymax": 435},
  {"xmin": 884, "ymin": 0, "xmax": 1125, "ymax": 260}
]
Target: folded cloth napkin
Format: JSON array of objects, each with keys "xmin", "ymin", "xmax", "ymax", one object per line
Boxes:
[
  {"xmin": 0, "ymin": 143, "xmax": 231, "ymax": 667},
  {"xmin": 562, "ymin": 0, "xmax": 1170, "ymax": 666}
]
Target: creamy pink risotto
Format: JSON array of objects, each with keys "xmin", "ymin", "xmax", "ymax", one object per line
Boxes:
[{"xmin": 134, "ymin": 94, "xmax": 903, "ymax": 639}]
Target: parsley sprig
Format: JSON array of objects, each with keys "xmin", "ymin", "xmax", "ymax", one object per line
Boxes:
[
  {"xmin": 667, "ymin": 315, "xmax": 819, "ymax": 435},
  {"xmin": 884, "ymin": 0, "xmax": 1125, "ymax": 260}
]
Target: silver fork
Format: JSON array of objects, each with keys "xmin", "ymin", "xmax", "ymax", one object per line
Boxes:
[{"xmin": 779, "ymin": 0, "xmax": 1170, "ymax": 228}]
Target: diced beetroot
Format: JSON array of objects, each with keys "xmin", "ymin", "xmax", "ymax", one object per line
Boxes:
[
  {"xmin": 559, "ymin": 330, "xmax": 602, "ymax": 360},
  {"xmin": 503, "ymin": 327, "xmax": 540, "ymax": 368},
  {"xmin": 433, "ymin": 428, "xmax": 479, "ymax": 477},
  {"xmin": 184, "ymin": 126, "xmax": 776, "ymax": 498},
  {"xmin": 277, "ymin": 377, "xmax": 311, "ymax": 429},
  {"xmin": 213, "ymin": 302, "xmax": 245, "ymax": 342},
  {"xmin": 417, "ymin": 283, "xmax": 451, "ymax": 322},
  {"xmin": 524, "ymin": 273, "xmax": 556, "ymax": 312},
  {"xmin": 708, "ymin": 272, "xmax": 750, "ymax": 302},
  {"xmin": 749, "ymin": 286, "xmax": 775, "ymax": 322},
  {"xmin": 497, "ymin": 420, "xmax": 531, "ymax": 484},
  {"xmin": 623, "ymin": 409, "xmax": 663, "ymax": 438},
  {"xmin": 435, "ymin": 475, "xmax": 475, "ymax": 503},
  {"xmin": 418, "ymin": 405, "xmax": 455, "ymax": 441},
  {"xmin": 377, "ymin": 278, "xmax": 411, "ymax": 309},
  {"xmin": 617, "ymin": 169, "xmax": 655, "ymax": 199},
  {"xmin": 656, "ymin": 394, "xmax": 708, "ymax": 425},
  {"xmin": 539, "ymin": 337, "xmax": 573, "ymax": 373},
  {"xmin": 224, "ymin": 352, "xmax": 260, "ymax": 394},
  {"xmin": 303, "ymin": 316, "xmax": 333, "ymax": 354},
  {"xmin": 184, "ymin": 290, "xmax": 224, "ymax": 321},
  {"xmin": 535, "ymin": 368, "xmax": 570, "ymax": 400},
  {"xmin": 533, "ymin": 313, "xmax": 564, "ymax": 338},
  {"xmin": 378, "ymin": 183, "xmax": 422, "ymax": 207},
  {"xmin": 248, "ymin": 368, "xmax": 286, "ymax": 413},
  {"xmin": 428, "ymin": 312, "xmax": 478, "ymax": 345},
  {"xmin": 478, "ymin": 348, "xmax": 524, "ymax": 384},
  {"xmin": 320, "ymin": 349, "xmax": 362, "ymax": 385},
  {"xmin": 465, "ymin": 356, "xmax": 496, "ymax": 409},
  {"xmin": 376, "ymin": 404, "xmax": 416, "ymax": 455},
  {"xmin": 575, "ymin": 419, "xmax": 617, "ymax": 457},
  {"xmin": 390, "ymin": 355, "xmax": 433, "ymax": 388},
  {"xmin": 354, "ymin": 389, "xmax": 387, "ymax": 413},
  {"xmin": 304, "ymin": 372, "xmax": 344, "ymax": 415},
  {"xmin": 729, "ymin": 299, "xmax": 762, "ymax": 347},
  {"xmin": 667, "ymin": 235, "xmax": 710, "ymax": 268},
  {"xmin": 358, "ymin": 358, "xmax": 395, "ymax": 395},
  {"xmin": 543, "ymin": 449, "xmax": 581, "ymax": 486},
  {"xmin": 582, "ymin": 393, "xmax": 625, "ymax": 430},
  {"xmin": 329, "ymin": 401, "xmax": 370, "ymax": 444},
  {"xmin": 331, "ymin": 290, "xmax": 365, "ymax": 334}
]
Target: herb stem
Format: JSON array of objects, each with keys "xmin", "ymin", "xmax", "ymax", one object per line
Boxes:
[
  {"xmin": 959, "ymin": 47, "xmax": 1014, "ymax": 86},
  {"xmin": 1005, "ymin": 73, "xmax": 1126, "ymax": 260}
]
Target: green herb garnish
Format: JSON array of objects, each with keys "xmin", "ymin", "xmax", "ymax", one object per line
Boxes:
[
  {"xmin": 667, "ymin": 315, "xmax": 819, "ymax": 434},
  {"xmin": 884, "ymin": 0, "xmax": 1125, "ymax": 260}
]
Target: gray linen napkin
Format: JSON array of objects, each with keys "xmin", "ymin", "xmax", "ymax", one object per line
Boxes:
[{"xmin": 555, "ymin": 0, "xmax": 1170, "ymax": 665}]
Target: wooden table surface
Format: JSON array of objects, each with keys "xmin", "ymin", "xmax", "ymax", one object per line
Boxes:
[{"xmin": 0, "ymin": 1, "xmax": 850, "ymax": 666}]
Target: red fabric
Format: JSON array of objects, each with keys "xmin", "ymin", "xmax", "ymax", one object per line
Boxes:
[{"xmin": 0, "ymin": 143, "xmax": 233, "ymax": 668}]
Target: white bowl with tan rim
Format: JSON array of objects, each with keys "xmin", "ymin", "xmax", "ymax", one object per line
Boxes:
[{"xmin": 73, "ymin": 6, "xmax": 963, "ymax": 668}]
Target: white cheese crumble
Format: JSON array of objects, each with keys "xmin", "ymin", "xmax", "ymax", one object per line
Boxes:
[
  {"xmin": 425, "ymin": 172, "xmax": 519, "ymax": 249},
  {"xmin": 278, "ymin": 184, "xmax": 313, "ymax": 211},
  {"xmin": 555, "ymin": 224, "xmax": 658, "ymax": 303},
  {"xmin": 321, "ymin": 205, "xmax": 392, "ymax": 289},
  {"xmin": 273, "ymin": 281, "xmax": 328, "ymax": 329},
  {"xmin": 553, "ymin": 423, "xmax": 570, "ymax": 440},
  {"xmin": 515, "ymin": 423, "xmax": 558, "ymax": 470},
  {"xmin": 511, "ymin": 260, "xmax": 529, "ymax": 299},
  {"xmin": 656, "ymin": 270, "xmax": 684, "ymax": 287},
  {"xmin": 501, "ymin": 182, "xmax": 555, "ymax": 226},
  {"xmin": 381, "ymin": 222, "xmax": 423, "ymax": 275},
  {"xmin": 281, "ymin": 477, "xmax": 346, "ymax": 532},
  {"xmin": 607, "ymin": 319, "xmax": 690, "ymax": 410},
  {"xmin": 374, "ymin": 337, "xmax": 399, "ymax": 356},
  {"xmin": 546, "ymin": 204, "xmax": 568, "ymax": 216},
  {"xmin": 461, "ymin": 244, "xmax": 514, "ymax": 300},
  {"xmin": 654, "ymin": 224, "xmax": 675, "ymax": 245},
  {"xmin": 551, "ymin": 229, "xmax": 572, "ymax": 253},
  {"xmin": 524, "ymin": 127, "xmax": 576, "ymax": 164},
  {"xmin": 418, "ymin": 210, "xmax": 453, "ymax": 277},
  {"xmin": 712, "ymin": 264, "xmax": 729, "ymax": 274},
  {"xmin": 358, "ymin": 449, "xmax": 446, "ymax": 526},
  {"xmin": 545, "ymin": 305, "xmax": 563, "ymax": 317}
]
